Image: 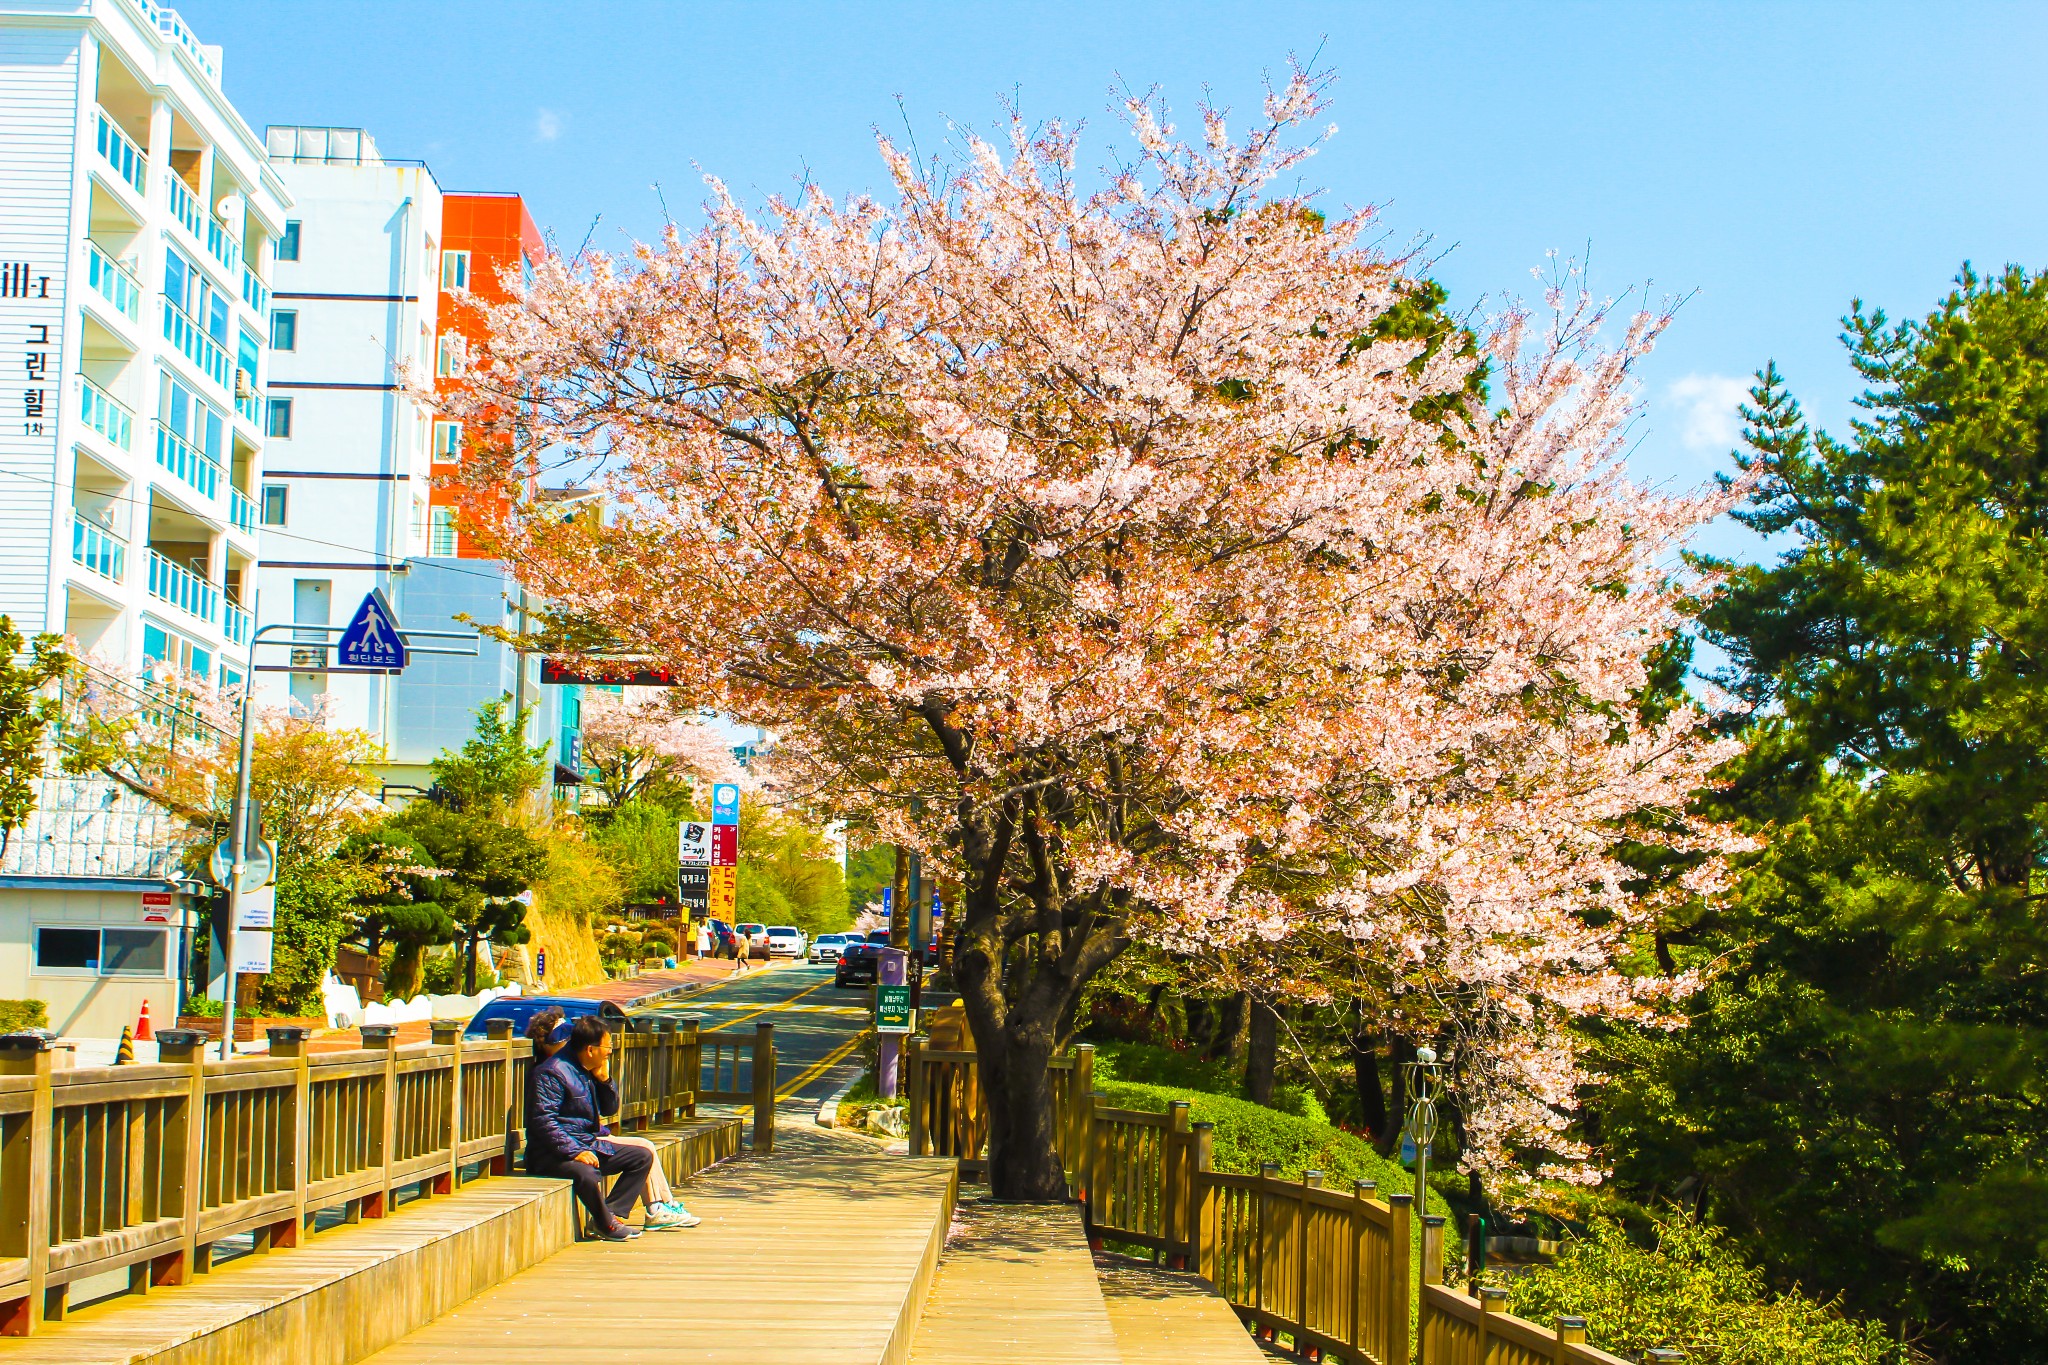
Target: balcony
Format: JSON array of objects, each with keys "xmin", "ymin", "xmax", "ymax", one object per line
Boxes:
[
  {"xmin": 147, "ymin": 550, "xmax": 218, "ymax": 625},
  {"xmin": 161, "ymin": 296, "xmax": 232, "ymax": 392},
  {"xmin": 77, "ymin": 377, "xmax": 134, "ymax": 453},
  {"xmin": 71, "ymin": 515, "xmax": 126, "ymax": 582},
  {"xmin": 241, "ymin": 265, "xmax": 268, "ymax": 319},
  {"xmin": 224, "ymin": 601, "xmax": 251, "ymax": 646},
  {"xmin": 85, "ymin": 242, "xmax": 142, "ymax": 323},
  {"xmin": 93, "ymin": 110, "xmax": 146, "ymax": 197},
  {"xmin": 229, "ymin": 485, "xmax": 256, "ymax": 534},
  {"xmin": 165, "ymin": 172, "xmax": 203, "ymax": 241},
  {"xmin": 205, "ymin": 217, "xmax": 240, "ymax": 275},
  {"xmin": 153, "ymin": 422, "xmax": 220, "ymax": 502},
  {"xmin": 235, "ymin": 378, "xmax": 262, "ymax": 428}
]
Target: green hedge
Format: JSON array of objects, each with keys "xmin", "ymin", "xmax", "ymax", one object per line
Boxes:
[{"xmin": 1092, "ymin": 1076, "xmax": 1456, "ymax": 1223}]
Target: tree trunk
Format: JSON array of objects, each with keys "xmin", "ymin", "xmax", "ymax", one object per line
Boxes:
[
  {"xmin": 462, "ymin": 929, "xmax": 479, "ymax": 995},
  {"xmin": 386, "ymin": 943, "xmax": 424, "ymax": 1000},
  {"xmin": 1350, "ymin": 1020, "xmax": 1387, "ymax": 1139},
  {"xmin": 1246, "ymin": 999, "xmax": 1278, "ymax": 1106},
  {"xmin": 1209, "ymin": 992, "xmax": 1246, "ymax": 1062},
  {"xmin": 1378, "ymin": 1035, "xmax": 1416, "ymax": 1155},
  {"xmin": 977, "ymin": 1024, "xmax": 1067, "ymax": 1200}
]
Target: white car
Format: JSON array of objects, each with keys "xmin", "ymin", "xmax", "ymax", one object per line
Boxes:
[
  {"xmin": 809, "ymin": 933, "xmax": 852, "ymax": 964},
  {"xmin": 765, "ymin": 926, "xmax": 807, "ymax": 959}
]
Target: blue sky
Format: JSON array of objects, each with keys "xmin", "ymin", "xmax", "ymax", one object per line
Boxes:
[{"xmin": 182, "ymin": 1, "xmax": 2048, "ymax": 563}]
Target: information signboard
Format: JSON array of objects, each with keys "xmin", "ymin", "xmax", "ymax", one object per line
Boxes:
[
  {"xmin": 708, "ymin": 864, "xmax": 736, "ymax": 920},
  {"xmin": 875, "ymin": 983, "xmax": 914, "ymax": 1034}
]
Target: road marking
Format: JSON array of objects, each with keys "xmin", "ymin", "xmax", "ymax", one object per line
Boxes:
[
  {"xmin": 698, "ymin": 978, "xmax": 832, "ymax": 1032},
  {"xmin": 777, "ymin": 1034, "xmax": 864, "ymax": 1101}
]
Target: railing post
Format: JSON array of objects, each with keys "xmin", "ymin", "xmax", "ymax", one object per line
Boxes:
[
  {"xmin": 1478, "ymin": 1285, "xmax": 1508, "ymax": 1363},
  {"xmin": 1255, "ymin": 1161, "xmax": 1280, "ymax": 1325},
  {"xmin": 485, "ymin": 1019, "xmax": 515, "ymax": 1174},
  {"xmin": 1554, "ymin": 1315, "xmax": 1588, "ymax": 1365},
  {"xmin": 1348, "ymin": 1180, "xmax": 1373, "ymax": 1354},
  {"xmin": 155, "ymin": 1028, "xmax": 208, "ymax": 1287},
  {"xmin": 905, "ymin": 1036, "xmax": 927, "ymax": 1156},
  {"xmin": 1297, "ymin": 1169, "xmax": 1322, "ymax": 1348},
  {"xmin": 681, "ymin": 1018, "xmax": 701, "ymax": 1117},
  {"xmin": 267, "ymin": 1026, "xmax": 311, "ymax": 1249},
  {"xmin": 1421, "ymin": 1213, "xmax": 1445, "ymax": 1284},
  {"xmin": 0, "ymin": 1033, "xmax": 53, "ymax": 1335},
  {"xmin": 1069, "ymin": 1044, "xmax": 1094, "ymax": 1187},
  {"xmin": 1082, "ymin": 1091, "xmax": 1106, "ymax": 1238},
  {"xmin": 1190, "ymin": 1121, "xmax": 1216, "ymax": 1282},
  {"xmin": 1385, "ymin": 1193, "xmax": 1413, "ymax": 1365},
  {"xmin": 431, "ymin": 1021, "xmax": 461, "ymax": 1194},
  {"xmin": 360, "ymin": 1024, "xmax": 398, "ymax": 1217},
  {"xmin": 1164, "ymin": 1101, "xmax": 1191, "ymax": 1268},
  {"xmin": 655, "ymin": 1019, "xmax": 677, "ymax": 1124},
  {"xmin": 751, "ymin": 1022, "xmax": 775, "ymax": 1154}
]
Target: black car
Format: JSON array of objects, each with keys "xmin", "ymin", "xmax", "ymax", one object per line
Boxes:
[{"xmin": 834, "ymin": 940, "xmax": 881, "ymax": 986}]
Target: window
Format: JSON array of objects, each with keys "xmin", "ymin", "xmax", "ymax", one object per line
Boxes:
[
  {"xmin": 261, "ymin": 484, "xmax": 288, "ymax": 526},
  {"xmin": 35, "ymin": 928, "xmax": 100, "ymax": 973},
  {"xmin": 101, "ymin": 928, "xmax": 167, "ymax": 976},
  {"xmin": 266, "ymin": 397, "xmax": 292, "ymax": 439},
  {"xmin": 163, "ymin": 247, "xmax": 195, "ymax": 315},
  {"xmin": 160, "ymin": 374, "xmax": 224, "ymax": 461},
  {"xmin": 435, "ymin": 333, "xmax": 462, "ymax": 377},
  {"xmin": 271, "ymin": 310, "xmax": 297, "ymax": 351},
  {"xmin": 432, "ymin": 420, "xmax": 461, "ymax": 463},
  {"xmin": 276, "ymin": 220, "xmax": 300, "ymax": 261},
  {"xmin": 429, "ymin": 506, "xmax": 457, "ymax": 557},
  {"xmin": 441, "ymin": 250, "xmax": 469, "ymax": 290},
  {"xmin": 143, "ymin": 619, "xmax": 212, "ymax": 678}
]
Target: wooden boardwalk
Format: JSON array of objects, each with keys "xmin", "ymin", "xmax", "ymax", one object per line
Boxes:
[
  {"xmin": 908, "ymin": 1197, "xmax": 1123, "ymax": 1365},
  {"xmin": 1096, "ymin": 1255, "xmax": 1271, "ymax": 1363},
  {"xmin": 362, "ymin": 1114, "xmax": 957, "ymax": 1365}
]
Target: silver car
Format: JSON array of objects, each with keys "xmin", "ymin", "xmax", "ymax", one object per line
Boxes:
[{"xmin": 808, "ymin": 933, "xmax": 851, "ymax": 963}]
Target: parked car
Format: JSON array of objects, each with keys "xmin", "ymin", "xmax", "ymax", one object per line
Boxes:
[
  {"xmin": 702, "ymin": 919, "xmax": 741, "ymax": 957},
  {"xmin": 765, "ymin": 926, "xmax": 807, "ymax": 958},
  {"xmin": 462, "ymin": 995, "xmax": 626, "ymax": 1041},
  {"xmin": 736, "ymin": 923, "xmax": 770, "ymax": 957},
  {"xmin": 809, "ymin": 933, "xmax": 852, "ymax": 964}
]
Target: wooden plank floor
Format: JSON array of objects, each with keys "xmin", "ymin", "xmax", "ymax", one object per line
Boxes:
[
  {"xmin": 908, "ymin": 1196, "xmax": 1123, "ymax": 1365},
  {"xmin": 363, "ymin": 1115, "xmax": 958, "ymax": 1365},
  {"xmin": 0, "ymin": 1181, "xmax": 568, "ymax": 1364},
  {"xmin": 1095, "ymin": 1255, "xmax": 1272, "ymax": 1363}
]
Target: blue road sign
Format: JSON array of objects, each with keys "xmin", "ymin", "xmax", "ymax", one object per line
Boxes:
[
  {"xmin": 711, "ymin": 782, "xmax": 740, "ymax": 824},
  {"xmin": 337, "ymin": 590, "xmax": 407, "ymax": 672}
]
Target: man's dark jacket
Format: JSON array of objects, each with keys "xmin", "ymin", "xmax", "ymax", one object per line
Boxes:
[{"xmin": 525, "ymin": 1051, "xmax": 619, "ymax": 1168}]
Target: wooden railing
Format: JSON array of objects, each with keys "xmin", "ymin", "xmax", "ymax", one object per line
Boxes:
[
  {"xmin": 0, "ymin": 1015, "xmax": 724, "ymax": 1336},
  {"xmin": 684, "ymin": 1021, "xmax": 777, "ymax": 1155},
  {"xmin": 903, "ymin": 1041, "xmax": 1634, "ymax": 1365}
]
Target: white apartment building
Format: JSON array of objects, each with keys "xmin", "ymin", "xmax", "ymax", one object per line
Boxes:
[
  {"xmin": 0, "ymin": 0, "xmax": 287, "ymax": 1035},
  {"xmin": 254, "ymin": 125, "xmax": 441, "ymax": 734}
]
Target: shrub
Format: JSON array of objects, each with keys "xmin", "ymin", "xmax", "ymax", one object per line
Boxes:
[
  {"xmin": 1503, "ymin": 1210, "xmax": 1902, "ymax": 1364},
  {"xmin": 1092, "ymin": 1077, "xmax": 1452, "ymax": 1222},
  {"xmin": 641, "ymin": 929, "xmax": 676, "ymax": 957},
  {"xmin": 0, "ymin": 999, "xmax": 48, "ymax": 1033},
  {"xmin": 1091, "ymin": 1040, "xmax": 1239, "ymax": 1095}
]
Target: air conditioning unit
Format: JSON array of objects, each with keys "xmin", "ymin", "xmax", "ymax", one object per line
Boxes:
[{"xmin": 234, "ymin": 369, "xmax": 255, "ymax": 400}]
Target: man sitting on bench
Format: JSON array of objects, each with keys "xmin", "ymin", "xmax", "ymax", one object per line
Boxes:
[{"xmin": 527, "ymin": 1014, "xmax": 653, "ymax": 1241}]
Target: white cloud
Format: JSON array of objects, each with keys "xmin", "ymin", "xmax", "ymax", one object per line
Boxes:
[
  {"xmin": 1665, "ymin": 373, "xmax": 1750, "ymax": 453},
  {"xmin": 534, "ymin": 108, "xmax": 562, "ymax": 143}
]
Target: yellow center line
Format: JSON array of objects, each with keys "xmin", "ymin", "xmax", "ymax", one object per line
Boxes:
[
  {"xmin": 775, "ymin": 1034, "xmax": 864, "ymax": 1101},
  {"xmin": 695, "ymin": 978, "xmax": 833, "ymax": 1032}
]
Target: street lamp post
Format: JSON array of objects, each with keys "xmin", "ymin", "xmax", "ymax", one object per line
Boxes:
[{"xmin": 1403, "ymin": 1043, "xmax": 1444, "ymax": 1333}]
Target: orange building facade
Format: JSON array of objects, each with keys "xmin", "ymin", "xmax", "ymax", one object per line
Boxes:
[{"xmin": 429, "ymin": 192, "xmax": 543, "ymax": 559}]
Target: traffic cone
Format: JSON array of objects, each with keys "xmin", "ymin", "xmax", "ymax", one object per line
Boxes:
[
  {"xmin": 135, "ymin": 999, "xmax": 154, "ymax": 1041},
  {"xmin": 114, "ymin": 1026, "xmax": 134, "ymax": 1066}
]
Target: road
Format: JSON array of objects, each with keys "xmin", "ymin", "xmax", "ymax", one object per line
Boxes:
[{"xmin": 634, "ymin": 962, "xmax": 871, "ymax": 1105}]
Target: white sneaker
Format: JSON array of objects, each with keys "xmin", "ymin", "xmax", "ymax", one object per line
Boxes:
[{"xmin": 646, "ymin": 1203, "xmax": 700, "ymax": 1230}]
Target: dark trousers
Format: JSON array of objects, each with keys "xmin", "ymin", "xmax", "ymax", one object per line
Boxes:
[{"xmin": 535, "ymin": 1144, "xmax": 653, "ymax": 1231}]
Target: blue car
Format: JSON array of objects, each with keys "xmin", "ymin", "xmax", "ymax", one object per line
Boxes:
[{"xmin": 462, "ymin": 994, "xmax": 627, "ymax": 1041}]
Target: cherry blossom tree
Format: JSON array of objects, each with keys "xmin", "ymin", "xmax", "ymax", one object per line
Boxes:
[
  {"xmin": 577, "ymin": 688, "xmax": 739, "ymax": 808},
  {"xmin": 437, "ymin": 67, "xmax": 1743, "ymax": 1198}
]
